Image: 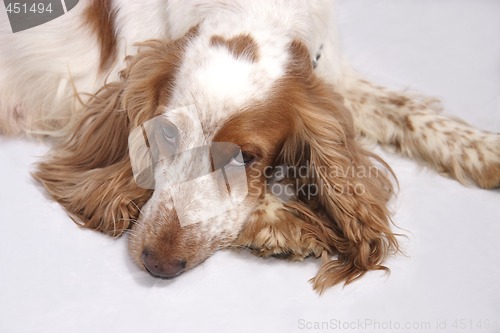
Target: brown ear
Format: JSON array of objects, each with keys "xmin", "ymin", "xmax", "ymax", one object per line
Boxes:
[
  {"xmin": 34, "ymin": 82, "xmax": 151, "ymax": 236},
  {"xmin": 236, "ymin": 84, "xmax": 399, "ymax": 292},
  {"xmin": 280, "ymin": 78, "xmax": 399, "ymax": 292},
  {"xmin": 236, "ymin": 40, "xmax": 399, "ymax": 293}
]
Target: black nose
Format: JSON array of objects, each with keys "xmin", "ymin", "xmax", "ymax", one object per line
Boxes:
[{"xmin": 141, "ymin": 250, "xmax": 187, "ymax": 278}]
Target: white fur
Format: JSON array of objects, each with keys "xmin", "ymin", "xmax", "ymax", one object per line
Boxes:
[{"xmin": 0, "ymin": 0, "xmax": 338, "ymax": 134}]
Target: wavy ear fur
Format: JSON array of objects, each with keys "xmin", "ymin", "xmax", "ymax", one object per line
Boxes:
[
  {"xmin": 34, "ymin": 82, "xmax": 151, "ymax": 236},
  {"xmin": 236, "ymin": 40, "xmax": 399, "ymax": 293},
  {"xmin": 34, "ymin": 27, "xmax": 199, "ymax": 236},
  {"xmin": 283, "ymin": 87, "xmax": 399, "ymax": 292}
]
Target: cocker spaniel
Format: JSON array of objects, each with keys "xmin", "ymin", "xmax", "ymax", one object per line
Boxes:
[{"xmin": 1, "ymin": 0, "xmax": 498, "ymax": 293}]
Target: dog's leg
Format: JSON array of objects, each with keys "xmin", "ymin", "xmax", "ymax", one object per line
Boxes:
[{"xmin": 339, "ymin": 71, "xmax": 500, "ymax": 189}]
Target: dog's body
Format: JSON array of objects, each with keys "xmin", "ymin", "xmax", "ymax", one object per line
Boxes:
[
  {"xmin": 0, "ymin": 0, "xmax": 339, "ymax": 135},
  {"xmin": 1, "ymin": 0, "xmax": 499, "ymax": 292}
]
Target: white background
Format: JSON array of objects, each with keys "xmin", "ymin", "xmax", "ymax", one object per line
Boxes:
[{"xmin": 1, "ymin": 1, "xmax": 499, "ymax": 332}]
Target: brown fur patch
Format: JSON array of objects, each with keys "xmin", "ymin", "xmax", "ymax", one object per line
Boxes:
[
  {"xmin": 404, "ymin": 115, "xmax": 414, "ymax": 131},
  {"xmin": 387, "ymin": 113, "xmax": 400, "ymax": 125},
  {"xmin": 210, "ymin": 34, "xmax": 259, "ymax": 62},
  {"xmin": 213, "ymin": 93, "xmax": 295, "ymax": 203},
  {"xmin": 84, "ymin": 0, "xmax": 118, "ymax": 72},
  {"xmin": 213, "ymin": 99, "xmax": 294, "ymax": 157},
  {"xmin": 389, "ymin": 96, "xmax": 409, "ymax": 107}
]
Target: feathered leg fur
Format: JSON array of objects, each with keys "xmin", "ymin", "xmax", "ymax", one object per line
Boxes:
[{"xmin": 339, "ymin": 71, "xmax": 500, "ymax": 189}]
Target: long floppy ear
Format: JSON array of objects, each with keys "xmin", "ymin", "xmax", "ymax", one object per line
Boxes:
[
  {"xmin": 281, "ymin": 86, "xmax": 399, "ymax": 292},
  {"xmin": 34, "ymin": 82, "xmax": 151, "ymax": 236},
  {"xmin": 34, "ymin": 27, "xmax": 199, "ymax": 236},
  {"xmin": 284, "ymin": 42, "xmax": 399, "ymax": 292},
  {"xmin": 236, "ymin": 40, "xmax": 399, "ymax": 293},
  {"xmin": 237, "ymin": 89, "xmax": 399, "ymax": 292}
]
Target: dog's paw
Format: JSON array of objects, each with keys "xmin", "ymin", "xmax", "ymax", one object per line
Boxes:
[
  {"xmin": 465, "ymin": 133, "xmax": 500, "ymax": 189},
  {"xmin": 233, "ymin": 195, "xmax": 325, "ymax": 260}
]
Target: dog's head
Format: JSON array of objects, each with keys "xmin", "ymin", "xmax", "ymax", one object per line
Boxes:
[{"xmin": 36, "ymin": 26, "xmax": 398, "ymax": 292}]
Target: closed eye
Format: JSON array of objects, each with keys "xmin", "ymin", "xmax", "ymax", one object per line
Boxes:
[
  {"xmin": 228, "ymin": 151, "xmax": 256, "ymax": 167},
  {"xmin": 160, "ymin": 120, "xmax": 178, "ymax": 143}
]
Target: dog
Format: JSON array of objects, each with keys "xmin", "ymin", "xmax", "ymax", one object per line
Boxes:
[{"xmin": 1, "ymin": 0, "xmax": 498, "ymax": 293}]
